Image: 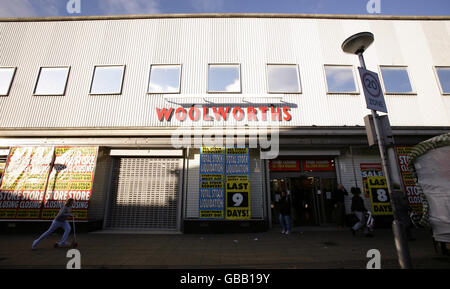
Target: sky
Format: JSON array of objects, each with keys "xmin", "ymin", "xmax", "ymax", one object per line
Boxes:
[{"xmin": 0, "ymin": 0, "xmax": 449, "ymax": 18}]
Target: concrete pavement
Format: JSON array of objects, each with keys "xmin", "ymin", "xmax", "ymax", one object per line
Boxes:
[{"xmin": 0, "ymin": 227, "xmax": 449, "ymax": 269}]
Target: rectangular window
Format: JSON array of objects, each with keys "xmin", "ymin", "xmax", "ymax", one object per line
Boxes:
[
  {"xmin": 148, "ymin": 64, "xmax": 181, "ymax": 93},
  {"xmin": 379, "ymin": 66, "xmax": 414, "ymax": 94},
  {"xmin": 0, "ymin": 67, "xmax": 16, "ymax": 96},
  {"xmin": 208, "ymin": 64, "xmax": 241, "ymax": 93},
  {"xmin": 324, "ymin": 65, "xmax": 358, "ymax": 94},
  {"xmin": 267, "ymin": 64, "xmax": 301, "ymax": 93},
  {"xmin": 34, "ymin": 67, "xmax": 70, "ymax": 95},
  {"xmin": 434, "ymin": 66, "xmax": 450, "ymax": 94},
  {"xmin": 90, "ymin": 65, "xmax": 125, "ymax": 95}
]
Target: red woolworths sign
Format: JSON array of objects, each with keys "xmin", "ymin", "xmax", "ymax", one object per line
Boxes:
[
  {"xmin": 156, "ymin": 106, "xmax": 292, "ymax": 122},
  {"xmin": 302, "ymin": 160, "xmax": 334, "ymax": 171},
  {"xmin": 269, "ymin": 160, "xmax": 300, "ymax": 171}
]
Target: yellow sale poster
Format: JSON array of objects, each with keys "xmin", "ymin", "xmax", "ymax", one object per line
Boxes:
[
  {"xmin": 41, "ymin": 147, "xmax": 98, "ymax": 220},
  {"xmin": 225, "ymin": 175, "xmax": 250, "ymax": 220},
  {"xmin": 367, "ymin": 176, "xmax": 393, "ymax": 215},
  {"xmin": 0, "ymin": 147, "xmax": 54, "ymax": 219}
]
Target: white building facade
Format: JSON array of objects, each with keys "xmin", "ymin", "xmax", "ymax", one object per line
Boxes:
[{"xmin": 0, "ymin": 14, "xmax": 449, "ymax": 232}]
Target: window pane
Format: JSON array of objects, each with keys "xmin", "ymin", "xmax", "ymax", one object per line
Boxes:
[
  {"xmin": 148, "ymin": 65, "xmax": 181, "ymax": 93},
  {"xmin": 380, "ymin": 67, "xmax": 413, "ymax": 93},
  {"xmin": 35, "ymin": 67, "xmax": 69, "ymax": 95},
  {"xmin": 436, "ymin": 67, "xmax": 450, "ymax": 94},
  {"xmin": 324, "ymin": 66, "xmax": 357, "ymax": 93},
  {"xmin": 90, "ymin": 66, "xmax": 124, "ymax": 94},
  {"xmin": 0, "ymin": 68, "xmax": 15, "ymax": 96},
  {"xmin": 208, "ymin": 64, "xmax": 240, "ymax": 92},
  {"xmin": 267, "ymin": 65, "xmax": 301, "ymax": 93}
]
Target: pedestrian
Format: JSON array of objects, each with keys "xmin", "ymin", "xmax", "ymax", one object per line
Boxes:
[
  {"xmin": 350, "ymin": 187, "xmax": 373, "ymax": 237},
  {"xmin": 332, "ymin": 184, "xmax": 348, "ymax": 228},
  {"xmin": 32, "ymin": 198, "xmax": 74, "ymax": 249},
  {"xmin": 278, "ymin": 190, "xmax": 292, "ymax": 235}
]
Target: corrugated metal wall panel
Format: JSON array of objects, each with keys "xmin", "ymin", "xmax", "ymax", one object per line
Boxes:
[
  {"xmin": 0, "ymin": 18, "xmax": 449, "ymax": 128},
  {"xmin": 249, "ymin": 149, "xmax": 264, "ymax": 219},
  {"xmin": 87, "ymin": 148, "xmax": 112, "ymax": 221},
  {"xmin": 185, "ymin": 149, "xmax": 200, "ymax": 218}
]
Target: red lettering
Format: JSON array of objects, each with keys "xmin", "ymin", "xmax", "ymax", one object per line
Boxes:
[
  {"xmin": 270, "ymin": 106, "xmax": 281, "ymax": 121},
  {"xmin": 283, "ymin": 107, "xmax": 292, "ymax": 121},
  {"xmin": 232, "ymin": 107, "xmax": 244, "ymax": 121},
  {"xmin": 212, "ymin": 107, "xmax": 230, "ymax": 121},
  {"xmin": 175, "ymin": 107, "xmax": 186, "ymax": 121},
  {"xmin": 156, "ymin": 108, "xmax": 173, "ymax": 121},
  {"xmin": 203, "ymin": 107, "xmax": 212, "ymax": 121},
  {"xmin": 258, "ymin": 107, "xmax": 268, "ymax": 121},
  {"xmin": 247, "ymin": 107, "xmax": 257, "ymax": 121},
  {"xmin": 188, "ymin": 107, "xmax": 200, "ymax": 121}
]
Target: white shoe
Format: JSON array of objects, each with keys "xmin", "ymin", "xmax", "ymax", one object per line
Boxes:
[
  {"xmin": 281, "ymin": 230, "xmax": 285, "ymax": 234},
  {"xmin": 285, "ymin": 231, "xmax": 290, "ymax": 235}
]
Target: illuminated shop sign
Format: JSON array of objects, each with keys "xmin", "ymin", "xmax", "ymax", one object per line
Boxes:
[{"xmin": 156, "ymin": 106, "xmax": 292, "ymax": 122}]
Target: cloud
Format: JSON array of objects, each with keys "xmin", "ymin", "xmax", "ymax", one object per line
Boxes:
[
  {"xmin": 190, "ymin": 0, "xmax": 225, "ymax": 12},
  {"xmin": 0, "ymin": 0, "xmax": 36, "ymax": 17},
  {"xmin": 0, "ymin": 0, "xmax": 62, "ymax": 17},
  {"xmin": 225, "ymin": 78, "xmax": 240, "ymax": 92},
  {"xmin": 100, "ymin": 0, "xmax": 161, "ymax": 15}
]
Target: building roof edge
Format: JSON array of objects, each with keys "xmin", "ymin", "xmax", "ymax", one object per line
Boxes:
[{"xmin": 1, "ymin": 13, "xmax": 450, "ymax": 22}]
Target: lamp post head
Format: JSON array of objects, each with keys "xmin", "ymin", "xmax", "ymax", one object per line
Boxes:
[{"xmin": 341, "ymin": 32, "xmax": 374, "ymax": 55}]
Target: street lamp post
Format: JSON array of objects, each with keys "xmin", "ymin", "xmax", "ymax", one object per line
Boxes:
[{"xmin": 342, "ymin": 32, "xmax": 413, "ymax": 269}]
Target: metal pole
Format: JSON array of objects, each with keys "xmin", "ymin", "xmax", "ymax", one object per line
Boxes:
[{"xmin": 358, "ymin": 52, "xmax": 413, "ymax": 269}]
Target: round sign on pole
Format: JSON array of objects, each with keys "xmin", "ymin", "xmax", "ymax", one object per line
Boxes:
[{"xmin": 358, "ymin": 67, "xmax": 387, "ymax": 113}]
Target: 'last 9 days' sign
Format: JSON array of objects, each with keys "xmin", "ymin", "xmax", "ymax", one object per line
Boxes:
[{"xmin": 199, "ymin": 147, "xmax": 250, "ymax": 220}]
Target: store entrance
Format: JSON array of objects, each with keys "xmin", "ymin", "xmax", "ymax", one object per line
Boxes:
[{"xmin": 270, "ymin": 176, "xmax": 337, "ymax": 226}]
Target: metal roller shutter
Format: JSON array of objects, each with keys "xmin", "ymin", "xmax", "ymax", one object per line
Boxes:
[{"xmin": 106, "ymin": 157, "xmax": 180, "ymax": 230}]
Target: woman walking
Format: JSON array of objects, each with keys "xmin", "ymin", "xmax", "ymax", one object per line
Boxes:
[{"xmin": 32, "ymin": 198, "xmax": 74, "ymax": 249}]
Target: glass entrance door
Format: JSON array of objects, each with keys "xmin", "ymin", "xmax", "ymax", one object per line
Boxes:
[{"xmin": 290, "ymin": 176, "xmax": 320, "ymax": 226}]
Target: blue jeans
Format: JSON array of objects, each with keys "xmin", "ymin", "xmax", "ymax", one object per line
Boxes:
[
  {"xmin": 32, "ymin": 220, "xmax": 71, "ymax": 248},
  {"xmin": 279, "ymin": 214, "xmax": 291, "ymax": 232}
]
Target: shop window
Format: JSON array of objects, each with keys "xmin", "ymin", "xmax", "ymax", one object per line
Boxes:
[
  {"xmin": 34, "ymin": 67, "xmax": 70, "ymax": 96},
  {"xmin": 148, "ymin": 64, "xmax": 181, "ymax": 93},
  {"xmin": 324, "ymin": 65, "xmax": 358, "ymax": 94},
  {"xmin": 0, "ymin": 67, "xmax": 16, "ymax": 96},
  {"xmin": 90, "ymin": 65, "xmax": 125, "ymax": 95},
  {"xmin": 434, "ymin": 66, "xmax": 450, "ymax": 94},
  {"xmin": 379, "ymin": 66, "xmax": 414, "ymax": 94},
  {"xmin": 208, "ymin": 64, "xmax": 241, "ymax": 93},
  {"xmin": 267, "ymin": 64, "xmax": 301, "ymax": 93}
]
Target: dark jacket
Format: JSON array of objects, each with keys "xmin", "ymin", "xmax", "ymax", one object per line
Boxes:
[
  {"xmin": 351, "ymin": 196, "xmax": 367, "ymax": 212},
  {"xmin": 332, "ymin": 188, "xmax": 348, "ymax": 204},
  {"xmin": 279, "ymin": 195, "xmax": 291, "ymax": 216}
]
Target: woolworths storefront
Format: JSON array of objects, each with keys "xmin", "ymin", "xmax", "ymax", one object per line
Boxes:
[{"xmin": 1, "ymin": 14, "xmax": 449, "ymax": 233}]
